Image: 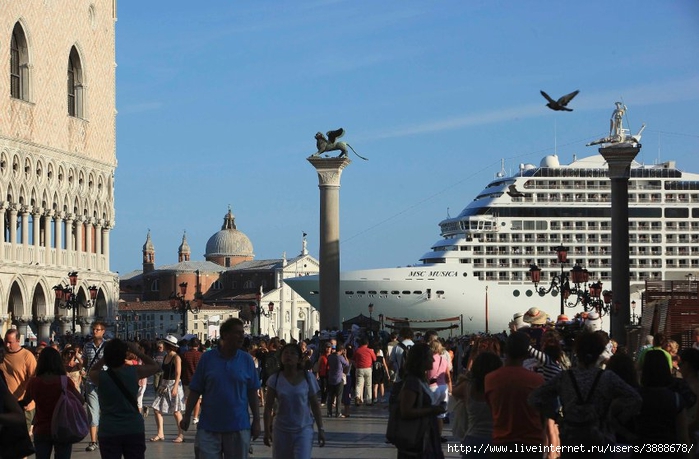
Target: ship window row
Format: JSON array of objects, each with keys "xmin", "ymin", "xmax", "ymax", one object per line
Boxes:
[
  {"xmin": 526, "ymin": 167, "xmax": 681, "ymax": 179},
  {"xmin": 523, "ymin": 179, "xmax": 611, "ymax": 190},
  {"xmin": 511, "ymin": 193, "xmax": 696, "ymax": 204},
  {"xmin": 344, "ymin": 290, "xmax": 424, "ymax": 295},
  {"xmin": 473, "ymin": 269, "xmax": 669, "ymax": 283}
]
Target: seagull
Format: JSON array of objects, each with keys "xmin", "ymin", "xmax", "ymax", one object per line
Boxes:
[{"xmin": 540, "ymin": 90, "xmax": 579, "ymax": 111}]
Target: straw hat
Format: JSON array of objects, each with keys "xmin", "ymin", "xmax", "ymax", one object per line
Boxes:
[{"xmin": 523, "ymin": 307, "xmax": 548, "ymax": 325}]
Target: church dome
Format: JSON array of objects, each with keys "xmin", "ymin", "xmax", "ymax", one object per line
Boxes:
[{"xmin": 205, "ymin": 208, "xmax": 254, "ymax": 258}]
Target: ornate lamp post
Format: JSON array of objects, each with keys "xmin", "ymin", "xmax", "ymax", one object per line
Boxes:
[
  {"xmin": 368, "ymin": 303, "xmax": 375, "ymax": 335},
  {"xmin": 378, "ymin": 313, "xmax": 384, "ymax": 332},
  {"xmin": 53, "ymin": 271, "xmax": 98, "ymax": 335},
  {"xmin": 249, "ymin": 295, "xmax": 274, "ymax": 336},
  {"xmin": 528, "ymin": 247, "xmax": 614, "ymax": 317},
  {"xmin": 631, "ymin": 300, "xmax": 637, "ymax": 325},
  {"xmin": 169, "ymin": 282, "xmax": 201, "ymax": 336}
]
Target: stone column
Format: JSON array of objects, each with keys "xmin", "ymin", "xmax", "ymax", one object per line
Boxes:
[
  {"xmin": 95, "ymin": 219, "xmax": 103, "ymax": 258},
  {"xmin": 64, "ymin": 214, "xmax": 74, "ymax": 251},
  {"xmin": 35, "ymin": 316, "xmax": 52, "ymax": 343},
  {"xmin": 32, "ymin": 208, "xmax": 41, "ymax": 251},
  {"xmin": 9, "ymin": 205, "xmax": 18, "ymax": 245},
  {"xmin": 102, "ymin": 223, "xmax": 111, "ymax": 269},
  {"xmin": 14, "ymin": 316, "xmax": 31, "ymax": 346},
  {"xmin": 21, "ymin": 206, "xmax": 30, "ymax": 251},
  {"xmin": 43, "ymin": 211, "xmax": 53, "ymax": 260},
  {"xmin": 0, "ymin": 203, "xmax": 6, "ymax": 259},
  {"xmin": 75, "ymin": 216, "xmax": 84, "ymax": 255},
  {"xmin": 307, "ymin": 157, "xmax": 351, "ymax": 330},
  {"xmin": 599, "ymin": 145, "xmax": 641, "ymax": 347},
  {"xmin": 58, "ymin": 315, "xmax": 72, "ymax": 336}
]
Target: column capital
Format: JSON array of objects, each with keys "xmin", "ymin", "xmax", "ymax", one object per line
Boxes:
[
  {"xmin": 598, "ymin": 145, "xmax": 641, "ymax": 179},
  {"xmin": 20, "ymin": 205, "xmax": 32, "ymax": 214},
  {"xmin": 307, "ymin": 157, "xmax": 352, "ymax": 186},
  {"xmin": 64, "ymin": 213, "xmax": 74, "ymax": 221},
  {"xmin": 44, "ymin": 209, "xmax": 55, "ymax": 218}
]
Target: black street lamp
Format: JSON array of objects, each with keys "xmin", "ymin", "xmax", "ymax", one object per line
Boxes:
[
  {"xmin": 631, "ymin": 300, "xmax": 638, "ymax": 325},
  {"xmin": 169, "ymin": 282, "xmax": 201, "ymax": 336},
  {"xmin": 528, "ymin": 246, "xmax": 614, "ymax": 317},
  {"xmin": 53, "ymin": 271, "xmax": 98, "ymax": 335},
  {"xmin": 368, "ymin": 303, "xmax": 374, "ymax": 334},
  {"xmin": 249, "ymin": 293, "xmax": 274, "ymax": 336}
]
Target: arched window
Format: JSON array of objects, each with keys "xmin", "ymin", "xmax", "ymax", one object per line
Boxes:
[
  {"xmin": 67, "ymin": 46, "xmax": 84, "ymax": 117},
  {"xmin": 11, "ymin": 23, "xmax": 30, "ymax": 100}
]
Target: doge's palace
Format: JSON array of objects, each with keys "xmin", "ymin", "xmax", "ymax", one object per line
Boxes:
[{"xmin": 0, "ymin": 1, "xmax": 117, "ymax": 343}]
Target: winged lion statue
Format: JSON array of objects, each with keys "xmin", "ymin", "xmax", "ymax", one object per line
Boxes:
[{"xmin": 311, "ymin": 128, "xmax": 368, "ymax": 160}]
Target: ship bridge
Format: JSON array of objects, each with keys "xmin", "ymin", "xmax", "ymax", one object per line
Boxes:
[{"xmin": 440, "ymin": 209, "xmax": 499, "ymax": 237}]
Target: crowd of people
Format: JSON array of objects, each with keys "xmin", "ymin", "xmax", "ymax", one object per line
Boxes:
[{"xmin": 2, "ymin": 311, "xmax": 699, "ymax": 458}]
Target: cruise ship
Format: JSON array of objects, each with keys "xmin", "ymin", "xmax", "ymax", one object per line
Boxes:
[{"xmin": 286, "ymin": 108, "xmax": 697, "ymax": 333}]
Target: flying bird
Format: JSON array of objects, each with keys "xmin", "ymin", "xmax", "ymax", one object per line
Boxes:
[{"xmin": 540, "ymin": 90, "xmax": 579, "ymax": 111}]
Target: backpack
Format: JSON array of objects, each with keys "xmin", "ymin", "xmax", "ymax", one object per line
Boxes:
[
  {"xmin": 51, "ymin": 376, "xmax": 89, "ymax": 444},
  {"xmin": 558, "ymin": 370, "xmax": 606, "ymax": 446},
  {"xmin": 395, "ymin": 342, "xmax": 411, "ymax": 378},
  {"xmin": 373, "ymin": 358, "xmax": 384, "ymax": 373},
  {"xmin": 385, "ymin": 376, "xmax": 429, "ymax": 452}
]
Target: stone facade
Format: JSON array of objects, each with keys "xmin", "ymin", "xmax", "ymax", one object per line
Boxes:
[
  {"xmin": 0, "ymin": 1, "xmax": 118, "ymax": 343},
  {"xmin": 120, "ymin": 216, "xmax": 321, "ymax": 342}
]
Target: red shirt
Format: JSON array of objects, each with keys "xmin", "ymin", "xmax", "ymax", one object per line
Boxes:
[
  {"xmin": 181, "ymin": 349, "xmax": 202, "ymax": 385},
  {"xmin": 485, "ymin": 365, "xmax": 545, "ymax": 445},
  {"xmin": 317, "ymin": 355, "xmax": 330, "ymax": 377},
  {"xmin": 27, "ymin": 376, "xmax": 78, "ymax": 437},
  {"xmin": 353, "ymin": 345, "xmax": 376, "ymax": 369}
]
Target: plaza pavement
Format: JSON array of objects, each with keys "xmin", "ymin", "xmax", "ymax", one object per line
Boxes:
[{"xmin": 67, "ymin": 392, "xmax": 463, "ymax": 459}]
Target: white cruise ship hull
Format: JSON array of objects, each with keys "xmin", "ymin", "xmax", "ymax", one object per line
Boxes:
[{"xmin": 285, "ymin": 266, "xmax": 572, "ymax": 334}]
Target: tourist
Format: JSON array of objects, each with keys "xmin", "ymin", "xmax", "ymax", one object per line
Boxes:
[
  {"xmin": 529, "ymin": 331, "xmax": 641, "ymax": 458},
  {"xmin": 427, "ymin": 338, "xmax": 452, "ymax": 442},
  {"xmin": 452, "ymin": 351, "xmax": 502, "ymax": 458},
  {"xmin": 395, "ymin": 342, "xmax": 445, "ymax": 459},
  {"xmin": 180, "ymin": 318, "xmax": 261, "ymax": 458},
  {"xmin": 353, "ymin": 338, "xmax": 376, "ymax": 406},
  {"xmin": 181, "ymin": 337, "xmax": 202, "ymax": 424},
  {"xmin": 326, "ymin": 343, "xmax": 349, "ymax": 417},
  {"xmin": 315, "ymin": 342, "xmax": 332, "ymax": 406},
  {"xmin": 3, "ymin": 328, "xmax": 39, "ymax": 439},
  {"xmin": 62, "ymin": 347, "xmax": 83, "ymax": 390},
  {"xmin": 389, "ymin": 327, "xmax": 414, "ymax": 382},
  {"xmin": 263, "ymin": 343, "xmax": 325, "ymax": 458},
  {"xmin": 83, "ymin": 321, "xmax": 108, "ymax": 452},
  {"xmin": 26, "ymin": 347, "xmax": 85, "ymax": 459},
  {"xmin": 485, "ymin": 331, "xmax": 544, "ymax": 459},
  {"xmin": 88, "ymin": 339, "xmax": 160, "ymax": 459},
  {"xmin": 371, "ymin": 344, "xmax": 389, "ymax": 404},
  {"xmin": 150, "ymin": 335, "xmax": 185, "ymax": 443}
]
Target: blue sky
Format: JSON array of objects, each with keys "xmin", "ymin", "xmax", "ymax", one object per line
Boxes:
[{"xmin": 112, "ymin": 0, "xmax": 699, "ymax": 276}]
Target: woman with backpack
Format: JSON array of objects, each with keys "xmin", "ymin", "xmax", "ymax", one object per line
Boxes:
[
  {"xmin": 372, "ymin": 344, "xmax": 389, "ymax": 404},
  {"xmin": 25, "ymin": 347, "xmax": 85, "ymax": 459},
  {"xmin": 263, "ymin": 343, "xmax": 325, "ymax": 459},
  {"xmin": 529, "ymin": 331, "xmax": 642, "ymax": 458}
]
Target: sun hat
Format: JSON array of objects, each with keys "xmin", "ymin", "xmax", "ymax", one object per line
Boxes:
[
  {"xmin": 161, "ymin": 334, "xmax": 179, "ymax": 349},
  {"xmin": 510, "ymin": 312, "xmax": 530, "ymax": 331},
  {"xmin": 523, "ymin": 307, "xmax": 548, "ymax": 325},
  {"xmin": 556, "ymin": 314, "xmax": 570, "ymax": 323}
]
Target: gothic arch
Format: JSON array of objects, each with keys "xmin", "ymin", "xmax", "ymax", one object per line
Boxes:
[
  {"xmin": 7, "ymin": 276, "xmax": 28, "ymax": 319},
  {"xmin": 30, "ymin": 281, "xmax": 50, "ymax": 317}
]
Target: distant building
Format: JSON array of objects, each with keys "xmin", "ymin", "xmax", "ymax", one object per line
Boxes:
[
  {"xmin": 119, "ymin": 208, "xmax": 319, "ymax": 341},
  {"xmin": 0, "ymin": 1, "xmax": 118, "ymax": 343}
]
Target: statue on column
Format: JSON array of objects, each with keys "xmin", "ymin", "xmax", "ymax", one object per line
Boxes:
[
  {"xmin": 311, "ymin": 128, "xmax": 368, "ymax": 160},
  {"xmin": 587, "ymin": 102, "xmax": 645, "ymax": 147}
]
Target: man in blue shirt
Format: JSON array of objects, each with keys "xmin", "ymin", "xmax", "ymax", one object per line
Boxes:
[{"xmin": 181, "ymin": 318, "xmax": 261, "ymax": 458}]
